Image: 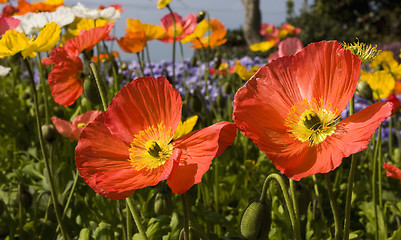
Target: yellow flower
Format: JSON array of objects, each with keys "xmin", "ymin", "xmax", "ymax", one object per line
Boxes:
[
  {"xmin": 173, "ymin": 115, "xmax": 198, "ymax": 140},
  {"xmin": 235, "ymin": 61, "xmax": 260, "ymax": 81},
  {"xmin": 126, "ymin": 19, "xmax": 165, "ymax": 41},
  {"xmin": 249, "ymin": 40, "xmax": 277, "ymax": 52},
  {"xmin": 0, "ymin": 22, "xmax": 60, "ymax": 59},
  {"xmin": 62, "ymin": 18, "xmax": 109, "ymax": 43},
  {"xmin": 370, "ymin": 51, "xmax": 401, "ymax": 79},
  {"xmin": 157, "ymin": 0, "xmax": 172, "ymax": 9},
  {"xmin": 360, "ymin": 69, "xmax": 396, "ymax": 100}
]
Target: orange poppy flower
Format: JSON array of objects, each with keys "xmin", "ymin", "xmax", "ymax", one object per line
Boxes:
[
  {"xmin": 17, "ymin": 0, "xmax": 63, "ymax": 15},
  {"xmin": 91, "ymin": 51, "xmax": 119, "ymax": 63},
  {"xmin": 159, "ymin": 12, "xmax": 196, "ymax": 43},
  {"xmin": 383, "ymin": 163, "xmax": 401, "ymax": 183},
  {"xmin": 52, "ymin": 110, "xmax": 101, "ymax": 141},
  {"xmin": 117, "ymin": 19, "xmax": 165, "ymax": 53},
  {"xmin": 233, "ymin": 41, "xmax": 393, "ymax": 180},
  {"xmin": 187, "ymin": 19, "xmax": 227, "ymax": 49},
  {"xmin": 75, "ymin": 76, "xmax": 237, "ymax": 199}
]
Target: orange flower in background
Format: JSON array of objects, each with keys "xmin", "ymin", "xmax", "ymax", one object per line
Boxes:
[
  {"xmin": 383, "ymin": 163, "xmax": 401, "ymax": 184},
  {"xmin": 117, "ymin": 19, "xmax": 165, "ymax": 53},
  {"xmin": 17, "ymin": 0, "xmax": 63, "ymax": 15},
  {"xmin": 0, "ymin": 0, "xmax": 8, "ymax": 4},
  {"xmin": 233, "ymin": 41, "xmax": 393, "ymax": 180},
  {"xmin": 183, "ymin": 18, "xmax": 227, "ymax": 49},
  {"xmin": 75, "ymin": 76, "xmax": 237, "ymax": 199},
  {"xmin": 52, "ymin": 110, "xmax": 101, "ymax": 141},
  {"xmin": 159, "ymin": 12, "xmax": 196, "ymax": 43},
  {"xmin": 91, "ymin": 51, "xmax": 119, "ymax": 63}
]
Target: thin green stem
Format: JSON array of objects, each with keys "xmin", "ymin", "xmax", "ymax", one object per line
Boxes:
[
  {"xmin": 260, "ymin": 173, "xmax": 301, "ymax": 240},
  {"xmin": 389, "ymin": 115, "xmax": 393, "ymax": 158},
  {"xmin": 325, "ymin": 174, "xmax": 342, "ymax": 240},
  {"xmin": 145, "ymin": 44, "xmax": 155, "ymax": 76},
  {"xmin": 126, "ymin": 196, "xmax": 148, "ymax": 240},
  {"xmin": 189, "ymin": 226, "xmax": 210, "ymax": 240},
  {"xmin": 166, "ymin": 4, "xmax": 176, "ymax": 83},
  {"xmin": 372, "ymin": 126, "xmax": 382, "ymax": 240},
  {"xmin": 289, "ymin": 180, "xmax": 300, "ymax": 238},
  {"xmin": 36, "ymin": 54, "xmax": 50, "ymax": 124},
  {"xmin": 23, "ymin": 58, "xmax": 70, "ymax": 240},
  {"xmin": 312, "ymin": 175, "xmax": 327, "ymax": 224},
  {"xmin": 136, "ymin": 52, "xmax": 145, "ymax": 77},
  {"xmin": 343, "ymin": 95, "xmax": 356, "ymax": 240},
  {"xmin": 126, "ymin": 200, "xmax": 132, "ymax": 240},
  {"xmin": 89, "ymin": 62, "xmax": 108, "ymax": 111},
  {"xmin": 181, "ymin": 193, "xmax": 190, "ymax": 240}
]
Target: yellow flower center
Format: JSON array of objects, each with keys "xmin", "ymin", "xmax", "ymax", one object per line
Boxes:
[
  {"xmin": 129, "ymin": 123, "xmax": 174, "ymax": 171},
  {"xmin": 285, "ymin": 98, "xmax": 339, "ymax": 146},
  {"xmin": 77, "ymin": 123, "xmax": 86, "ymax": 128},
  {"xmin": 168, "ymin": 24, "xmax": 183, "ymax": 37}
]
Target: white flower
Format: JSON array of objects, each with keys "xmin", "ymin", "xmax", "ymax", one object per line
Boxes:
[
  {"xmin": 15, "ymin": 6, "xmax": 75, "ymax": 35},
  {"xmin": 71, "ymin": 2, "xmax": 120, "ymax": 21},
  {"xmin": 0, "ymin": 65, "xmax": 11, "ymax": 77}
]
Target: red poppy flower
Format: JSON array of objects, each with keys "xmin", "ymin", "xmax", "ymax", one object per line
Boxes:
[
  {"xmin": 386, "ymin": 93, "xmax": 401, "ymax": 115},
  {"xmin": 0, "ymin": 16, "xmax": 19, "ymax": 35},
  {"xmin": 64, "ymin": 22, "xmax": 114, "ymax": 56},
  {"xmin": 52, "ymin": 110, "xmax": 101, "ymax": 141},
  {"xmin": 233, "ymin": 41, "xmax": 393, "ymax": 180},
  {"xmin": 75, "ymin": 76, "xmax": 237, "ymax": 199},
  {"xmin": 42, "ymin": 47, "xmax": 84, "ymax": 106},
  {"xmin": 383, "ymin": 163, "xmax": 401, "ymax": 183},
  {"xmin": 159, "ymin": 12, "xmax": 196, "ymax": 43}
]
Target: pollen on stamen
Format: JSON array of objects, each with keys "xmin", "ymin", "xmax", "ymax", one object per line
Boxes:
[
  {"xmin": 128, "ymin": 122, "xmax": 174, "ymax": 171},
  {"xmin": 285, "ymin": 98, "xmax": 339, "ymax": 146}
]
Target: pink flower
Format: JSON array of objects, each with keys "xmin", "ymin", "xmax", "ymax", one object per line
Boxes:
[
  {"xmin": 268, "ymin": 37, "xmax": 304, "ymax": 63},
  {"xmin": 0, "ymin": 16, "xmax": 20, "ymax": 35},
  {"xmin": 159, "ymin": 12, "xmax": 196, "ymax": 43}
]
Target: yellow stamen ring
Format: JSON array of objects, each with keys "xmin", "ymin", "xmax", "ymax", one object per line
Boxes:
[
  {"xmin": 129, "ymin": 123, "xmax": 174, "ymax": 171},
  {"xmin": 285, "ymin": 98, "xmax": 339, "ymax": 146}
]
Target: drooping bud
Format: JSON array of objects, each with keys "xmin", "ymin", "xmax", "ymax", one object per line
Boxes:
[
  {"xmin": 196, "ymin": 11, "xmax": 206, "ymax": 23},
  {"xmin": 83, "ymin": 75, "xmax": 102, "ymax": 105},
  {"xmin": 240, "ymin": 200, "xmax": 271, "ymax": 240},
  {"xmin": 356, "ymin": 81, "xmax": 373, "ymax": 101},
  {"xmin": 41, "ymin": 124, "xmax": 57, "ymax": 143},
  {"xmin": 154, "ymin": 191, "xmax": 173, "ymax": 216},
  {"xmin": 342, "ymin": 40, "xmax": 380, "ymax": 65}
]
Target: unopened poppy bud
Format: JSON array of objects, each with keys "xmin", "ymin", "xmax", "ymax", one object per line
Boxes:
[
  {"xmin": 83, "ymin": 75, "xmax": 102, "ymax": 105},
  {"xmin": 196, "ymin": 11, "xmax": 206, "ymax": 23},
  {"xmin": 154, "ymin": 192, "xmax": 173, "ymax": 216},
  {"xmin": 240, "ymin": 200, "xmax": 271, "ymax": 240},
  {"xmin": 41, "ymin": 124, "xmax": 57, "ymax": 143},
  {"xmin": 213, "ymin": 57, "xmax": 222, "ymax": 70},
  {"xmin": 356, "ymin": 81, "xmax": 373, "ymax": 100}
]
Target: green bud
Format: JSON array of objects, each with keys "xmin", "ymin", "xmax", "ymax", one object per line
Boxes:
[
  {"xmin": 240, "ymin": 200, "xmax": 271, "ymax": 240},
  {"xmin": 356, "ymin": 81, "xmax": 373, "ymax": 101},
  {"xmin": 83, "ymin": 75, "xmax": 102, "ymax": 105},
  {"xmin": 41, "ymin": 124, "xmax": 57, "ymax": 143},
  {"xmin": 154, "ymin": 192, "xmax": 173, "ymax": 216}
]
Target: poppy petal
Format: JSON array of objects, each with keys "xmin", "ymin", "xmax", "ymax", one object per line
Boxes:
[
  {"xmin": 293, "ymin": 41, "xmax": 361, "ymax": 111},
  {"xmin": 167, "ymin": 121, "xmax": 237, "ymax": 194},
  {"xmin": 383, "ymin": 163, "xmax": 401, "ymax": 182},
  {"xmin": 105, "ymin": 76, "xmax": 182, "ymax": 144},
  {"xmin": 75, "ymin": 113, "xmax": 135, "ymax": 200},
  {"xmin": 51, "ymin": 117, "xmax": 75, "ymax": 141}
]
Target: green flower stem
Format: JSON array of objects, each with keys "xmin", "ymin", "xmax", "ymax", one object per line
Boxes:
[
  {"xmin": 325, "ymin": 174, "xmax": 342, "ymax": 240},
  {"xmin": 372, "ymin": 126, "xmax": 382, "ymax": 240},
  {"xmin": 260, "ymin": 173, "xmax": 301, "ymax": 240},
  {"xmin": 89, "ymin": 61, "xmax": 108, "ymax": 111},
  {"xmin": 312, "ymin": 175, "xmax": 327, "ymax": 225},
  {"xmin": 23, "ymin": 58, "xmax": 70, "ymax": 240},
  {"xmin": 145, "ymin": 44, "xmax": 155, "ymax": 76},
  {"xmin": 126, "ymin": 200, "xmax": 133, "ymax": 240},
  {"xmin": 181, "ymin": 193, "xmax": 190, "ymax": 240},
  {"xmin": 167, "ymin": 4, "xmax": 176, "ymax": 83},
  {"xmin": 126, "ymin": 196, "xmax": 148, "ymax": 240},
  {"xmin": 289, "ymin": 179, "xmax": 300, "ymax": 237},
  {"xmin": 343, "ymin": 96, "xmax": 356, "ymax": 240},
  {"xmin": 213, "ymin": 158, "xmax": 221, "ymax": 236},
  {"xmin": 136, "ymin": 52, "xmax": 145, "ymax": 77},
  {"xmin": 36, "ymin": 54, "xmax": 50, "ymax": 124}
]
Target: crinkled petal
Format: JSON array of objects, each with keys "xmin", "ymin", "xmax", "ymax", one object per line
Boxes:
[
  {"xmin": 167, "ymin": 121, "xmax": 237, "ymax": 194},
  {"xmin": 51, "ymin": 117, "xmax": 76, "ymax": 141},
  {"xmin": 105, "ymin": 76, "xmax": 182, "ymax": 144},
  {"xmin": 383, "ymin": 163, "xmax": 401, "ymax": 182}
]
